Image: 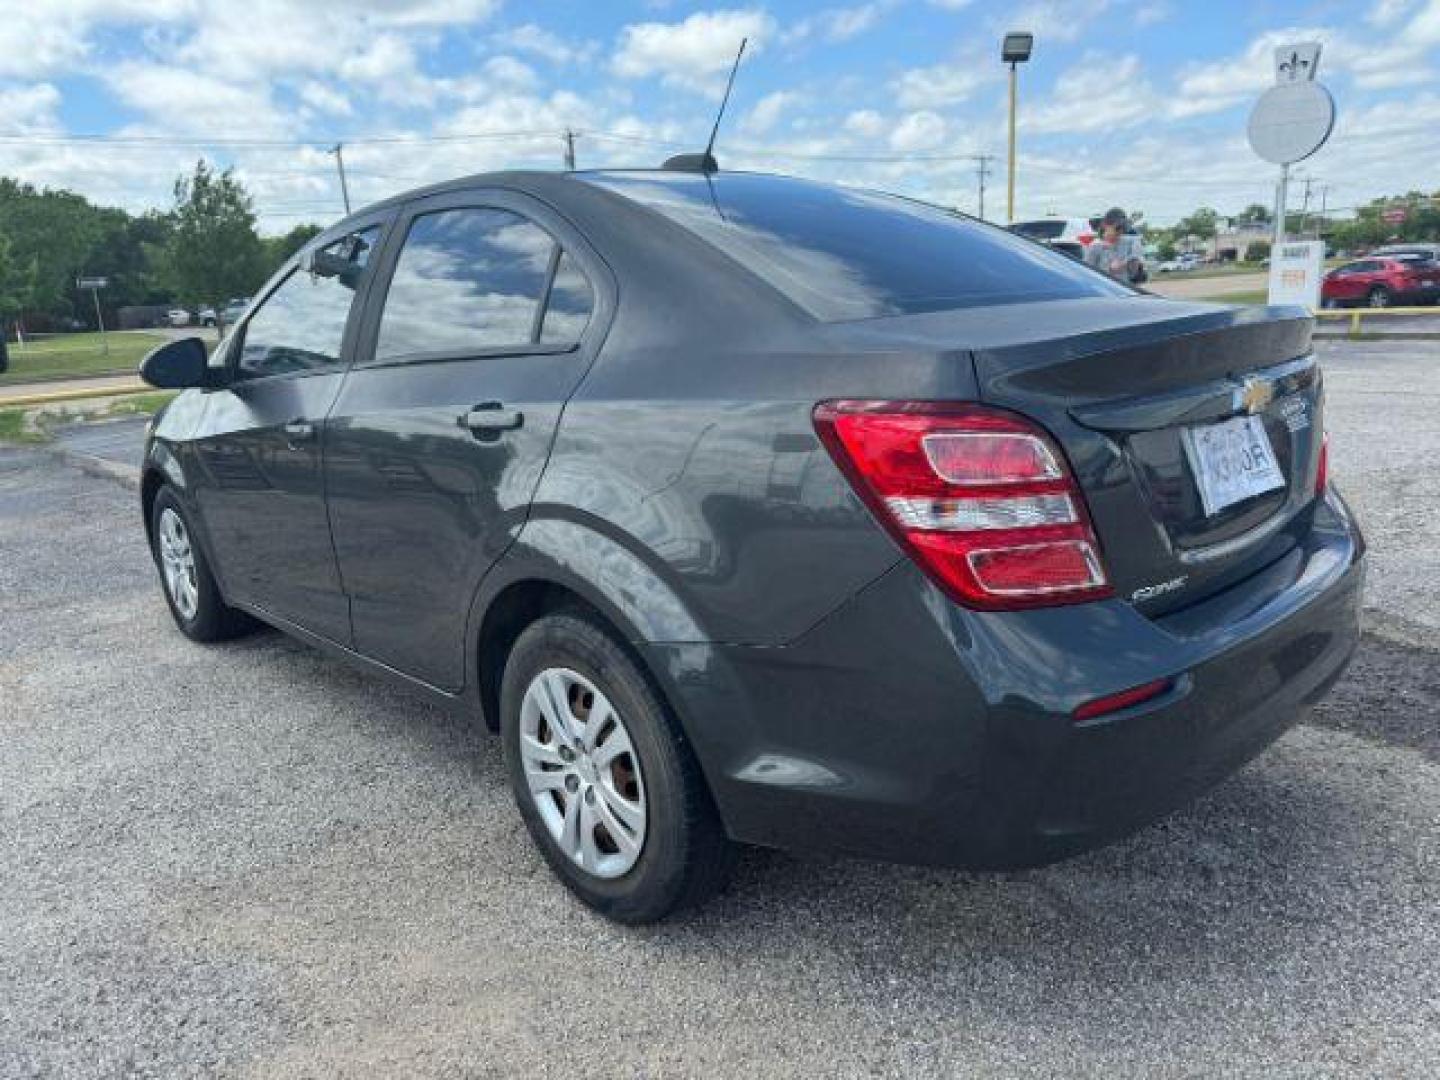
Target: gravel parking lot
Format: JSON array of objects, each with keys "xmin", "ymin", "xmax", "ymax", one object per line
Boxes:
[{"xmin": 2, "ymin": 339, "xmax": 1438, "ymax": 1078}]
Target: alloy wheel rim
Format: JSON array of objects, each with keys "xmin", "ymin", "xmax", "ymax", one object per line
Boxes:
[
  {"xmin": 519, "ymin": 667, "xmax": 647, "ymax": 879},
  {"xmin": 1370, "ymin": 290, "xmax": 1389, "ymax": 308},
  {"xmin": 157, "ymin": 508, "xmax": 199, "ymax": 621}
]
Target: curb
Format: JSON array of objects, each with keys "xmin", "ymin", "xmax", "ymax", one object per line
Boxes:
[
  {"xmin": 1313, "ymin": 331, "xmax": 1440, "ymax": 341},
  {"xmin": 47, "ymin": 445, "xmax": 141, "ymax": 491},
  {"xmin": 0, "ymin": 384, "xmax": 150, "ymax": 408}
]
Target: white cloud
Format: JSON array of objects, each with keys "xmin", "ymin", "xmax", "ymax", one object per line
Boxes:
[
  {"xmin": 481, "ymin": 55, "xmax": 540, "ymax": 91},
  {"xmin": 998, "ymin": 0, "xmax": 1112, "ymax": 46},
  {"xmin": 0, "ymin": 84, "xmax": 63, "ymax": 134},
  {"xmin": 927, "ymin": 0, "xmax": 975, "ymax": 8},
  {"xmin": 0, "ymin": 0, "xmax": 190, "ymax": 79},
  {"xmin": 299, "ymin": 82, "xmax": 353, "ymax": 117},
  {"xmin": 844, "ymin": 109, "xmax": 886, "ymax": 138},
  {"xmin": 103, "ymin": 62, "xmax": 296, "ymax": 140},
  {"xmin": 742, "ymin": 91, "xmax": 801, "ymax": 134},
  {"xmin": 1135, "ymin": 1, "xmax": 1173, "ymax": 26},
  {"xmin": 784, "ymin": 3, "xmax": 891, "ymax": 45},
  {"xmin": 1025, "ymin": 53, "xmax": 1156, "ymax": 133},
  {"xmin": 613, "ymin": 9, "xmax": 775, "ymax": 93},
  {"xmin": 494, "ymin": 23, "xmax": 592, "ymax": 65},
  {"xmin": 889, "ymin": 110, "xmax": 947, "ymax": 151},
  {"xmin": 892, "ymin": 62, "xmax": 990, "ymax": 109},
  {"xmin": 1366, "ymin": 0, "xmax": 1417, "ymax": 26}
]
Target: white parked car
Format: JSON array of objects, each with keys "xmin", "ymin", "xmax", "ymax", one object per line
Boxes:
[
  {"xmin": 1008, "ymin": 217, "xmax": 1096, "ymax": 261},
  {"xmin": 1158, "ymin": 254, "xmax": 1203, "ymax": 273},
  {"xmin": 166, "ymin": 308, "xmax": 191, "ymax": 327}
]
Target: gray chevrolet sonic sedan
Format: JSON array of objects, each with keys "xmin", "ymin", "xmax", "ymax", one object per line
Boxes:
[{"xmin": 138, "ymin": 167, "xmax": 1364, "ymax": 922}]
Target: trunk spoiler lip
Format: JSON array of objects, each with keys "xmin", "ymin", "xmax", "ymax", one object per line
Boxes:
[{"xmin": 1068, "ymin": 353, "xmax": 1318, "ymax": 434}]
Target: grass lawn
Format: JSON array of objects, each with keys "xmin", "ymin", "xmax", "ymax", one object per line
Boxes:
[
  {"xmin": 0, "ymin": 389, "xmax": 177, "ymax": 444},
  {"xmin": 0, "ymin": 331, "xmax": 168, "ymax": 384},
  {"xmin": 1166, "ymin": 263, "xmax": 1267, "ymax": 280},
  {"xmin": 1193, "ymin": 289, "xmax": 1270, "ymax": 305}
]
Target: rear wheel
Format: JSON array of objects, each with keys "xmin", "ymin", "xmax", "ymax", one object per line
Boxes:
[
  {"xmin": 149, "ymin": 486, "xmax": 254, "ymax": 642},
  {"xmin": 501, "ymin": 611, "xmax": 733, "ymax": 923},
  {"xmin": 1367, "ymin": 286, "xmax": 1392, "ymax": 308}
]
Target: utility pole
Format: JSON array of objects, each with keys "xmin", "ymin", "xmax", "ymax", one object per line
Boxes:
[
  {"xmin": 974, "ymin": 154, "xmax": 995, "ymax": 221},
  {"xmin": 330, "ymin": 143, "xmax": 352, "ymax": 215},
  {"xmin": 563, "ymin": 129, "xmax": 577, "ymax": 171},
  {"xmin": 1317, "ymin": 184, "xmax": 1330, "ymax": 240}
]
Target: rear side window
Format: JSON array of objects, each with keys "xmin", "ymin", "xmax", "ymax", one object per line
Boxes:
[
  {"xmin": 587, "ymin": 172, "xmax": 1129, "ymax": 321},
  {"xmin": 540, "ymin": 251, "xmax": 594, "ymax": 344},
  {"xmin": 375, "ymin": 207, "xmax": 592, "ymax": 361},
  {"xmin": 237, "ymin": 226, "xmax": 378, "ymax": 378},
  {"xmin": 1011, "ymin": 220, "xmax": 1067, "ymax": 241}
]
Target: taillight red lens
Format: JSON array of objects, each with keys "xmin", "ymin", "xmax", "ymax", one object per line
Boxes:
[
  {"xmin": 1315, "ymin": 433, "xmax": 1329, "ymax": 496},
  {"xmin": 813, "ymin": 401, "xmax": 1113, "ymax": 610}
]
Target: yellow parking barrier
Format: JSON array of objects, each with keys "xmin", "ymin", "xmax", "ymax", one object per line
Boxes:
[
  {"xmin": 0, "ymin": 383, "xmax": 150, "ymax": 409},
  {"xmin": 1313, "ymin": 305, "xmax": 1440, "ymax": 338}
]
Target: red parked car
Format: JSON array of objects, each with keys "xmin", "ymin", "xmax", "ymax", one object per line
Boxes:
[{"xmin": 1321, "ymin": 255, "xmax": 1440, "ymax": 308}]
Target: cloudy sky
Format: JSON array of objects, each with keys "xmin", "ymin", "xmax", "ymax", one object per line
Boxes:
[{"xmin": 0, "ymin": 0, "xmax": 1435, "ymax": 232}]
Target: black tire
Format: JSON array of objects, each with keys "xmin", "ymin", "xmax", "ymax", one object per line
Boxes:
[
  {"xmin": 149, "ymin": 486, "xmax": 255, "ymax": 643},
  {"xmin": 1367, "ymin": 286, "xmax": 1392, "ymax": 308},
  {"xmin": 501, "ymin": 610, "xmax": 734, "ymax": 923}
]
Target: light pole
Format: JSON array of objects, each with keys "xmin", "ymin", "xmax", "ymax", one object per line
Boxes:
[{"xmin": 1002, "ymin": 31, "xmax": 1033, "ymax": 225}]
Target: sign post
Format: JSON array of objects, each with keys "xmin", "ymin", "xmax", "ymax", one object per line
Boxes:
[
  {"xmin": 76, "ymin": 276, "xmax": 110, "ymax": 358},
  {"xmin": 1267, "ymin": 240, "xmax": 1325, "ymax": 309},
  {"xmin": 1246, "ymin": 42, "xmax": 1335, "ymax": 308}
]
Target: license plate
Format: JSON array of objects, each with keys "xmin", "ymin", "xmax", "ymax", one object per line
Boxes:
[{"xmin": 1182, "ymin": 414, "xmax": 1286, "ymax": 517}]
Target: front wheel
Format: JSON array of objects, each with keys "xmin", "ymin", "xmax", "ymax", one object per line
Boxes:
[
  {"xmin": 150, "ymin": 486, "xmax": 254, "ymax": 642},
  {"xmin": 1367, "ymin": 286, "xmax": 1392, "ymax": 308},
  {"xmin": 501, "ymin": 611, "xmax": 734, "ymax": 923}
]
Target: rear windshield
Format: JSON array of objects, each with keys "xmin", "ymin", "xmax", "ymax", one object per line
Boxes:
[
  {"xmin": 586, "ymin": 172, "xmax": 1129, "ymax": 321},
  {"xmin": 1010, "ymin": 220, "xmax": 1068, "ymax": 241}
]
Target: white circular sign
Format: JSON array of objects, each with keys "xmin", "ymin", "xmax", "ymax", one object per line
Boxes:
[{"xmin": 1247, "ymin": 82, "xmax": 1336, "ymax": 165}]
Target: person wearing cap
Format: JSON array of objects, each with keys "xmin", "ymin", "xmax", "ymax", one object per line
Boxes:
[{"xmin": 1086, "ymin": 207, "xmax": 1147, "ymax": 284}]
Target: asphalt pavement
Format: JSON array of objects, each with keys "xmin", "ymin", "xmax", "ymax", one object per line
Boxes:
[{"xmin": 2, "ymin": 339, "xmax": 1438, "ymax": 1077}]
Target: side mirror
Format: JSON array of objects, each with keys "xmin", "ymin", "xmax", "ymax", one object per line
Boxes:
[
  {"xmin": 139, "ymin": 336, "xmax": 210, "ymax": 389},
  {"xmin": 302, "ymin": 249, "xmax": 362, "ymax": 288}
]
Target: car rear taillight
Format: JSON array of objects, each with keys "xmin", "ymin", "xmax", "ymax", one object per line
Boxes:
[
  {"xmin": 813, "ymin": 401, "xmax": 1113, "ymax": 610},
  {"xmin": 1315, "ymin": 433, "xmax": 1329, "ymax": 496}
]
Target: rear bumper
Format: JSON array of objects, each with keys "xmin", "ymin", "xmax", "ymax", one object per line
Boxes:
[{"xmin": 646, "ymin": 487, "xmax": 1363, "ymax": 869}]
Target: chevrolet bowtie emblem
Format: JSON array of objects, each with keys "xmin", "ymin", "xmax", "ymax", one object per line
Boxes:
[{"xmin": 1237, "ymin": 377, "xmax": 1274, "ymax": 415}]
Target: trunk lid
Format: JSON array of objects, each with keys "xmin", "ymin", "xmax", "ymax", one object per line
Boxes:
[{"xmin": 965, "ymin": 298, "xmax": 1323, "ymax": 614}]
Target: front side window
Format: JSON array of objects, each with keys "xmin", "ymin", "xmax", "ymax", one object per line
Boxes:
[
  {"xmin": 376, "ymin": 208, "xmax": 563, "ymax": 361},
  {"xmin": 237, "ymin": 227, "xmax": 378, "ymax": 379}
]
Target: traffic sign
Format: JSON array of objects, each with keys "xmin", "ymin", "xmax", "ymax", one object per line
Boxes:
[
  {"xmin": 76, "ymin": 276, "xmax": 109, "ymax": 289},
  {"xmin": 1247, "ymin": 82, "xmax": 1335, "ymax": 165}
]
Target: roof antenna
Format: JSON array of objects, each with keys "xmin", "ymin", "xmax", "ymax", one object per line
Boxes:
[{"xmin": 663, "ymin": 37, "xmax": 747, "ymax": 173}]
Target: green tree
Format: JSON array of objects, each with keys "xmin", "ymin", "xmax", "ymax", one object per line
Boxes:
[
  {"xmin": 1175, "ymin": 207, "xmax": 1220, "ymax": 242},
  {"xmin": 163, "ymin": 160, "xmax": 266, "ymax": 307},
  {"xmin": 261, "ymin": 222, "xmax": 324, "ymax": 277},
  {"xmin": 1236, "ymin": 203, "xmax": 1272, "ymax": 225},
  {"xmin": 0, "ymin": 178, "xmax": 103, "ymax": 323}
]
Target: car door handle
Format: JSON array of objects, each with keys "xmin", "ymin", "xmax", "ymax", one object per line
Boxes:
[
  {"xmin": 283, "ymin": 419, "xmax": 316, "ymax": 446},
  {"xmin": 458, "ymin": 402, "xmax": 524, "ymax": 434}
]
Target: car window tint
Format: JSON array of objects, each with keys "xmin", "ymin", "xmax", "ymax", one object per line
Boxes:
[
  {"xmin": 376, "ymin": 208, "xmax": 555, "ymax": 360},
  {"xmin": 540, "ymin": 250, "xmax": 594, "ymax": 344},
  {"xmin": 237, "ymin": 227, "xmax": 378, "ymax": 379},
  {"xmin": 586, "ymin": 172, "xmax": 1130, "ymax": 321},
  {"xmin": 1011, "ymin": 220, "xmax": 1067, "ymax": 241}
]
